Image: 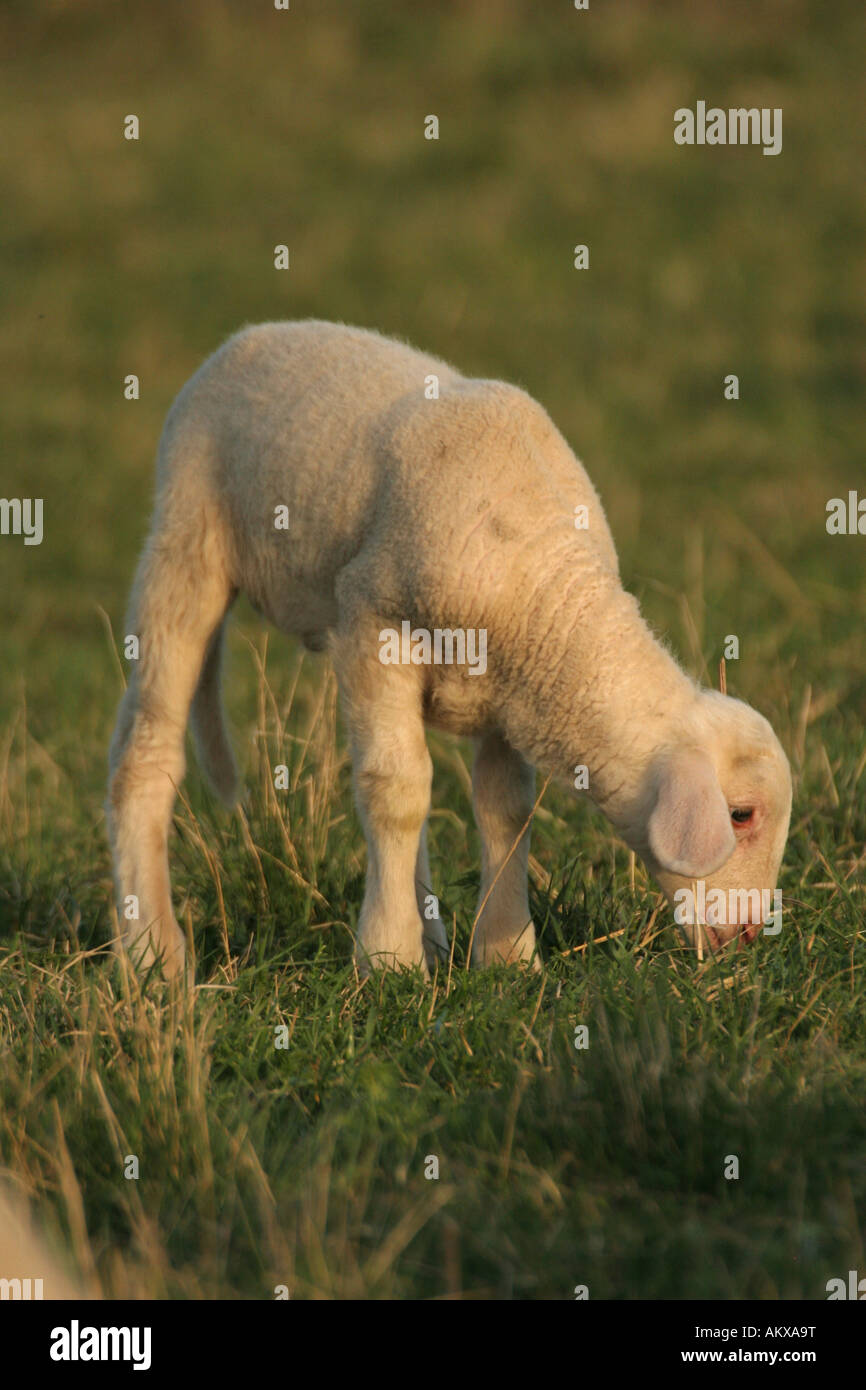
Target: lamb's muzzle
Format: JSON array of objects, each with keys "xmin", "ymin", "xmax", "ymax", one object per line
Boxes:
[{"xmin": 105, "ymin": 320, "xmax": 793, "ymax": 979}]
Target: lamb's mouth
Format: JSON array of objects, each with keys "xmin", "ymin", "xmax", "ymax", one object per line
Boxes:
[{"xmin": 696, "ymin": 922, "xmax": 761, "ymax": 951}]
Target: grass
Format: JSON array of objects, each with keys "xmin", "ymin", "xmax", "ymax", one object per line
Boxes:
[{"xmin": 1, "ymin": 0, "xmax": 865, "ymax": 1299}]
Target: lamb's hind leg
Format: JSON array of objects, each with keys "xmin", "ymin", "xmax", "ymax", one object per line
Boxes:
[
  {"xmin": 332, "ymin": 625, "xmax": 432, "ymax": 976},
  {"xmin": 415, "ymin": 820, "xmax": 450, "ymax": 971},
  {"xmin": 107, "ymin": 525, "xmax": 232, "ymax": 980},
  {"xmin": 471, "ymin": 732, "xmax": 539, "ymax": 968}
]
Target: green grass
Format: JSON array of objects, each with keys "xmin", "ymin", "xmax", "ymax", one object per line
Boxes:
[{"xmin": 1, "ymin": 0, "xmax": 864, "ymax": 1299}]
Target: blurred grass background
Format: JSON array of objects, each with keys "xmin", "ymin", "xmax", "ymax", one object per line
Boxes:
[
  {"xmin": 0, "ymin": 0, "xmax": 864, "ymax": 1300},
  {"xmin": 2, "ymin": 0, "xmax": 864, "ymax": 716}
]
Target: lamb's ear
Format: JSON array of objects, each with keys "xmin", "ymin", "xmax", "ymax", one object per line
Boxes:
[{"xmin": 647, "ymin": 747, "xmax": 736, "ymax": 877}]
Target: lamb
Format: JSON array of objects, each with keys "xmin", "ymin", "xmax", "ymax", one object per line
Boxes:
[{"xmin": 106, "ymin": 320, "xmax": 793, "ymax": 980}]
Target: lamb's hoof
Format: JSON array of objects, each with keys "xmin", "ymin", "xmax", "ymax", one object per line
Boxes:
[
  {"xmin": 354, "ymin": 945, "xmax": 430, "ymax": 981},
  {"xmin": 473, "ymin": 953, "xmax": 541, "ymax": 972},
  {"xmin": 471, "ymin": 927, "xmax": 540, "ymax": 971},
  {"xmin": 124, "ymin": 926, "xmax": 188, "ymax": 983}
]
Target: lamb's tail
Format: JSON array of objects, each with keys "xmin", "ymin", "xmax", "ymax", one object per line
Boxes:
[{"xmin": 190, "ymin": 610, "xmax": 239, "ymax": 805}]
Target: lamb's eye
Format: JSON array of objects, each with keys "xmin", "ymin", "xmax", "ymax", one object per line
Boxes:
[{"xmin": 730, "ymin": 807, "xmax": 754, "ymax": 826}]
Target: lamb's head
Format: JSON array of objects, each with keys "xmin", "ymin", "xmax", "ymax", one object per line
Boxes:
[{"xmin": 636, "ymin": 691, "xmax": 792, "ymax": 948}]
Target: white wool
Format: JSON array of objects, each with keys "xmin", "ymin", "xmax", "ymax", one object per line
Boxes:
[{"xmin": 107, "ymin": 321, "xmax": 792, "ymax": 977}]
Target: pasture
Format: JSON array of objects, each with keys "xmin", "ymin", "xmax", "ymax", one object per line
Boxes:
[{"xmin": 0, "ymin": 0, "xmax": 863, "ymax": 1299}]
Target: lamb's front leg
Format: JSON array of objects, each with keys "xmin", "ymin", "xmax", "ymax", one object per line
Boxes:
[
  {"xmin": 471, "ymin": 731, "xmax": 539, "ymax": 968},
  {"xmin": 335, "ymin": 641, "xmax": 432, "ymax": 976}
]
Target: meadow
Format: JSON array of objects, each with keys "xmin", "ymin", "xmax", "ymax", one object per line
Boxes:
[{"xmin": 0, "ymin": 0, "xmax": 864, "ymax": 1298}]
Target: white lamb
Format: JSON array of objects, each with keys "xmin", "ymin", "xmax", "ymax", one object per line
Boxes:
[{"xmin": 107, "ymin": 321, "xmax": 792, "ymax": 980}]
